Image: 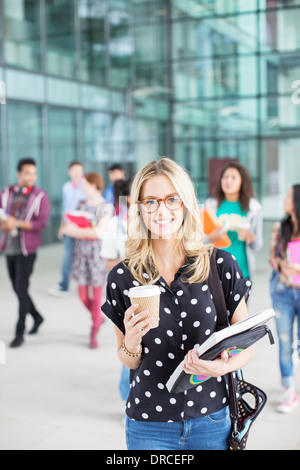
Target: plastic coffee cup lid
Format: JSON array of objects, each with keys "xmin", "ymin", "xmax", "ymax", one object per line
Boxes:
[{"xmin": 128, "ymin": 285, "xmax": 161, "ymax": 298}]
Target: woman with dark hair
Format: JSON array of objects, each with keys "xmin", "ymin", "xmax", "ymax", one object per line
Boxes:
[
  {"xmin": 269, "ymin": 184, "xmax": 300, "ymax": 413},
  {"xmin": 206, "ymin": 162, "xmax": 263, "ymax": 280}
]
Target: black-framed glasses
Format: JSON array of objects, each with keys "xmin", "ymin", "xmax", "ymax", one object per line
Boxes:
[{"xmin": 137, "ymin": 193, "xmax": 183, "ymax": 214}]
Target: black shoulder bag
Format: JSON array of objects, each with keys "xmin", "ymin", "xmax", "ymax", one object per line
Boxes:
[{"xmin": 208, "ymin": 249, "xmax": 274, "ymax": 450}]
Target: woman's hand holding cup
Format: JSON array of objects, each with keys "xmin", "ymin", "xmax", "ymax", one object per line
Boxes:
[{"xmin": 123, "ymin": 304, "xmax": 152, "ymax": 353}]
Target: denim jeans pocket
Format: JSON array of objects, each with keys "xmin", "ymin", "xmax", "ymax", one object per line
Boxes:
[
  {"xmin": 206, "ymin": 406, "xmax": 230, "ymax": 423},
  {"xmin": 270, "ymin": 271, "xmax": 288, "ymax": 296},
  {"xmin": 273, "ymin": 280, "xmax": 289, "ymax": 296}
]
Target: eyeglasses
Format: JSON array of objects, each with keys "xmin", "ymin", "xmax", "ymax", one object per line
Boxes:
[{"xmin": 137, "ymin": 193, "xmax": 183, "ymax": 214}]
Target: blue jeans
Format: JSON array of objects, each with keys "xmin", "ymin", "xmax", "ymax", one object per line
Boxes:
[
  {"xmin": 270, "ymin": 273, "xmax": 300, "ymax": 388},
  {"xmin": 59, "ymin": 236, "xmax": 75, "ymax": 291},
  {"xmin": 126, "ymin": 407, "xmax": 231, "ymax": 450},
  {"xmin": 119, "ymin": 366, "xmax": 130, "ymax": 401}
]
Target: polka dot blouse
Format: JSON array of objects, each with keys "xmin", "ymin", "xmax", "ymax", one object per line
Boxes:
[{"xmin": 102, "ymin": 249, "xmax": 251, "ymax": 422}]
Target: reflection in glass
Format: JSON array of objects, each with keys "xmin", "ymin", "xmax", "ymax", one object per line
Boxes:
[
  {"xmin": 46, "ymin": 0, "xmax": 76, "ymax": 78},
  {"xmin": 4, "ymin": 0, "xmax": 42, "ymax": 71},
  {"xmin": 7, "ymin": 102, "xmax": 43, "ymax": 185},
  {"xmin": 83, "ymin": 111, "xmax": 111, "ymax": 175},
  {"xmin": 79, "ymin": 0, "xmax": 106, "ymax": 85},
  {"xmin": 109, "ymin": 0, "xmax": 132, "ymax": 88},
  {"xmin": 259, "ymin": 9, "xmax": 300, "ymax": 52},
  {"xmin": 48, "ymin": 108, "xmax": 79, "ymax": 227}
]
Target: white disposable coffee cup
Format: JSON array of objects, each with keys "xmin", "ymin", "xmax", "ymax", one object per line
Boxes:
[
  {"xmin": 128, "ymin": 285, "xmax": 161, "ymax": 328},
  {"xmin": 237, "ymin": 222, "xmax": 250, "ymax": 241}
]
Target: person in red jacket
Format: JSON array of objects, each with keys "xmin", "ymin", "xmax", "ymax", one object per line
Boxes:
[{"xmin": 0, "ymin": 158, "xmax": 50, "ymax": 348}]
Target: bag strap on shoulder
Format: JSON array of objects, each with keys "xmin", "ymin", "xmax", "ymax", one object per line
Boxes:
[
  {"xmin": 208, "ymin": 248, "xmax": 239, "ymax": 427},
  {"xmin": 208, "ymin": 249, "xmax": 228, "ymax": 331}
]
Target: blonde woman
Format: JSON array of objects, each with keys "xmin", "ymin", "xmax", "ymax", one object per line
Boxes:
[{"xmin": 102, "ymin": 158, "xmax": 254, "ymax": 450}]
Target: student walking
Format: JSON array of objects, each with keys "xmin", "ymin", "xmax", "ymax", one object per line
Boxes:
[
  {"xmin": 102, "ymin": 158, "xmax": 254, "ymax": 450},
  {"xmin": 206, "ymin": 162, "xmax": 263, "ymax": 280},
  {"xmin": 0, "ymin": 158, "xmax": 50, "ymax": 348},
  {"xmin": 269, "ymin": 184, "xmax": 300, "ymax": 413},
  {"xmin": 49, "ymin": 161, "xmax": 86, "ymax": 297},
  {"xmin": 62, "ymin": 172, "xmax": 113, "ymax": 349}
]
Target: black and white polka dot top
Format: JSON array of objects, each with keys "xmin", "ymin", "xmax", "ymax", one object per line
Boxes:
[{"xmin": 102, "ymin": 249, "xmax": 251, "ymax": 422}]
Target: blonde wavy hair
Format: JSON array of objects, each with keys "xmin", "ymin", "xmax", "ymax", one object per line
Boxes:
[{"xmin": 125, "ymin": 158, "xmax": 213, "ymax": 284}]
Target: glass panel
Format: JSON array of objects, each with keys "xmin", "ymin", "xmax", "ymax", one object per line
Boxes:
[
  {"xmin": 6, "ymin": 69, "xmax": 45, "ymax": 102},
  {"xmin": 83, "ymin": 111, "xmax": 111, "ymax": 175},
  {"xmin": 6, "ymin": 102, "xmax": 43, "ymax": 185},
  {"xmin": 4, "ymin": 0, "xmax": 42, "ymax": 71},
  {"xmin": 261, "ymin": 138, "xmax": 300, "ymax": 219},
  {"xmin": 46, "ymin": 0, "xmax": 76, "ymax": 78},
  {"xmin": 135, "ymin": 140, "xmax": 158, "ymax": 169},
  {"xmin": 260, "ymin": 0, "xmax": 300, "ymax": 9},
  {"xmin": 111, "ymin": 114, "xmax": 128, "ymax": 143},
  {"xmin": 259, "ymin": 9, "xmax": 300, "ymax": 53},
  {"xmin": 133, "ymin": 0, "xmax": 153, "ymax": 21},
  {"xmin": 172, "ymin": 15, "xmax": 257, "ymax": 59},
  {"xmin": 216, "ymin": 98, "xmax": 258, "ymax": 136},
  {"xmin": 134, "ymin": 23, "xmax": 155, "ymax": 65},
  {"xmin": 47, "ymin": 77, "xmax": 79, "ymax": 107},
  {"xmin": 111, "ymin": 90, "xmax": 125, "ymax": 113},
  {"xmin": 48, "ymin": 108, "xmax": 79, "ymax": 231},
  {"xmin": 81, "ymin": 83, "xmax": 110, "ymax": 110},
  {"xmin": 173, "ymin": 102, "xmax": 215, "ymax": 137},
  {"xmin": 78, "ymin": 0, "xmax": 107, "ymax": 85},
  {"xmin": 135, "ymin": 65, "xmax": 155, "ymax": 87},
  {"xmin": 173, "ymin": 55, "xmax": 257, "ymax": 100},
  {"xmin": 260, "ymin": 96, "xmax": 300, "ymax": 134},
  {"xmin": 174, "ymin": 98, "xmax": 258, "ymax": 138},
  {"xmin": 172, "ymin": 0, "xmax": 258, "ymax": 18},
  {"xmin": 109, "ymin": 0, "xmax": 133, "ymax": 89},
  {"xmin": 259, "ymin": 54, "xmax": 300, "ymax": 95}
]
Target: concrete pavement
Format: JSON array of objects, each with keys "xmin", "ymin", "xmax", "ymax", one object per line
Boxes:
[{"xmin": 0, "ymin": 244, "xmax": 299, "ymax": 450}]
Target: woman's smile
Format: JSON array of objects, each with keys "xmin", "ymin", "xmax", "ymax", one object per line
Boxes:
[{"xmin": 154, "ymin": 218, "xmax": 174, "ymax": 226}]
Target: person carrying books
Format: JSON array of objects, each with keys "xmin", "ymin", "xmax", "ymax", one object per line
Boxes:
[
  {"xmin": 102, "ymin": 158, "xmax": 254, "ymax": 451},
  {"xmin": 269, "ymin": 184, "xmax": 300, "ymax": 413},
  {"xmin": 62, "ymin": 172, "xmax": 114, "ymax": 349},
  {"xmin": 205, "ymin": 162, "xmax": 263, "ymax": 281},
  {"xmin": 0, "ymin": 158, "xmax": 50, "ymax": 348},
  {"xmin": 48, "ymin": 161, "xmax": 86, "ymax": 297}
]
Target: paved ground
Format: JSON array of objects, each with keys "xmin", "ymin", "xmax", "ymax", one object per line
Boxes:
[{"xmin": 0, "ymin": 244, "xmax": 299, "ymax": 450}]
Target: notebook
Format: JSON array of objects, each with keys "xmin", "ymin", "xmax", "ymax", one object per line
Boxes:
[
  {"xmin": 166, "ymin": 308, "xmax": 275, "ymax": 394},
  {"xmin": 65, "ymin": 210, "xmax": 93, "ymax": 228},
  {"xmin": 200, "ymin": 208, "xmax": 231, "ymax": 248},
  {"xmin": 287, "ymin": 240, "xmax": 300, "ymax": 285}
]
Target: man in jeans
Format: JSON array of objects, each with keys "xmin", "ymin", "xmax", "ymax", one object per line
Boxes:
[{"xmin": 0, "ymin": 158, "xmax": 50, "ymax": 348}]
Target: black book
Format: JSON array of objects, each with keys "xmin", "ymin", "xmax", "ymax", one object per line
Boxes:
[{"xmin": 166, "ymin": 309, "xmax": 275, "ymax": 394}]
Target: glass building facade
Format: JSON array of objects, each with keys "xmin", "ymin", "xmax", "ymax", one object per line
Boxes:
[{"xmin": 1, "ymin": 0, "xmax": 300, "ymax": 242}]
